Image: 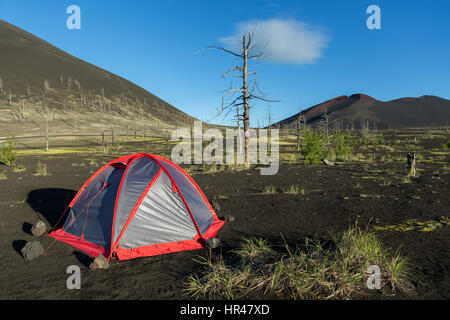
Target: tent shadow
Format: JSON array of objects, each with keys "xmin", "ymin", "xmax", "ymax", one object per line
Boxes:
[
  {"xmin": 73, "ymin": 251, "xmax": 93, "ymax": 268},
  {"xmin": 12, "ymin": 239, "xmax": 27, "ymax": 256},
  {"xmin": 27, "ymin": 188, "xmax": 77, "ymax": 228},
  {"xmin": 22, "ymin": 222, "xmax": 33, "ymax": 235}
]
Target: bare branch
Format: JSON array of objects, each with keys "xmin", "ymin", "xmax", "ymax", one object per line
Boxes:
[{"xmin": 206, "ymin": 45, "xmax": 243, "ymax": 58}]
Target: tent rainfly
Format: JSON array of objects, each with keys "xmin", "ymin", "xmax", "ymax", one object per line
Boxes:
[{"xmin": 48, "ymin": 153, "xmax": 225, "ymax": 261}]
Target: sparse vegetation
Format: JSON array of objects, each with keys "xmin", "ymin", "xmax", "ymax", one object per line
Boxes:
[
  {"xmin": 325, "ymin": 133, "xmax": 354, "ymax": 161},
  {"xmin": 373, "ymin": 217, "xmax": 450, "ymax": 232},
  {"xmin": 284, "ymin": 184, "xmax": 300, "ymax": 194},
  {"xmin": 33, "ymin": 161, "xmax": 49, "ymax": 176},
  {"xmin": 185, "ymin": 226, "xmax": 415, "ymax": 299},
  {"xmin": 0, "ymin": 171, "xmax": 7, "ymax": 180},
  {"xmin": 299, "ymin": 129, "xmax": 326, "ymax": 165},
  {"xmin": 0, "ymin": 136, "xmax": 17, "ymax": 166},
  {"xmin": 262, "ymin": 185, "xmax": 278, "ymax": 194},
  {"xmin": 13, "ymin": 164, "xmax": 26, "ymax": 172}
]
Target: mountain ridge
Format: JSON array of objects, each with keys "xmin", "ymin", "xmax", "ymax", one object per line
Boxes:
[
  {"xmin": 0, "ymin": 19, "xmax": 195, "ymax": 137},
  {"xmin": 272, "ymin": 93, "xmax": 450, "ymax": 130}
]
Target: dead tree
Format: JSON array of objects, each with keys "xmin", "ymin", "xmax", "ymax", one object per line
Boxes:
[
  {"xmin": 43, "ymin": 79, "xmax": 50, "ymax": 93},
  {"xmin": 34, "ymin": 102, "xmax": 50, "ymax": 151},
  {"xmin": 45, "ymin": 116, "xmax": 49, "ymax": 152},
  {"xmin": 101, "ymin": 87, "xmax": 104, "ymax": 114},
  {"xmin": 407, "ymin": 152, "xmax": 416, "ymax": 177},
  {"xmin": 266, "ymin": 105, "xmax": 272, "ymax": 150},
  {"xmin": 319, "ymin": 107, "xmax": 329, "ymax": 145},
  {"xmin": 111, "ymin": 126, "xmax": 115, "ymax": 145},
  {"xmin": 102, "ymin": 131, "xmax": 105, "ymax": 153},
  {"xmin": 296, "ymin": 106, "xmax": 305, "ymax": 151},
  {"xmin": 25, "ymin": 84, "xmax": 30, "ymax": 97},
  {"xmin": 207, "ymin": 33, "xmax": 278, "ymax": 168},
  {"xmin": 237, "ymin": 107, "xmax": 243, "ymax": 156}
]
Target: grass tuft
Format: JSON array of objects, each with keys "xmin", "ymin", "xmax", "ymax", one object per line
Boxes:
[
  {"xmin": 13, "ymin": 164, "xmax": 26, "ymax": 173},
  {"xmin": 262, "ymin": 185, "xmax": 278, "ymax": 194},
  {"xmin": 33, "ymin": 161, "xmax": 49, "ymax": 176},
  {"xmin": 185, "ymin": 226, "xmax": 416, "ymax": 299}
]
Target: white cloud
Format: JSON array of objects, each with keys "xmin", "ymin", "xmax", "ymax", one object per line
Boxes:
[{"xmin": 219, "ymin": 18, "xmax": 329, "ymax": 64}]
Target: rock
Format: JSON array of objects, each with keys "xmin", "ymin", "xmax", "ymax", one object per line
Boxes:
[
  {"xmin": 205, "ymin": 238, "xmax": 221, "ymax": 249},
  {"xmin": 31, "ymin": 220, "xmax": 47, "ymax": 237},
  {"xmin": 21, "ymin": 241, "xmax": 44, "ymax": 260},
  {"xmin": 322, "ymin": 159, "xmax": 334, "ymax": 166},
  {"xmin": 89, "ymin": 254, "xmax": 110, "ymax": 270},
  {"xmin": 211, "ymin": 200, "xmax": 221, "ymax": 212},
  {"xmin": 224, "ymin": 215, "xmax": 235, "ymax": 222}
]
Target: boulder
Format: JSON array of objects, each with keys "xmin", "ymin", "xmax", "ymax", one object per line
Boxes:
[
  {"xmin": 89, "ymin": 254, "xmax": 110, "ymax": 270},
  {"xmin": 31, "ymin": 220, "xmax": 47, "ymax": 237},
  {"xmin": 322, "ymin": 159, "xmax": 334, "ymax": 166},
  {"xmin": 205, "ymin": 237, "xmax": 221, "ymax": 249},
  {"xmin": 21, "ymin": 241, "xmax": 44, "ymax": 260},
  {"xmin": 211, "ymin": 200, "xmax": 221, "ymax": 212},
  {"xmin": 221, "ymin": 215, "xmax": 235, "ymax": 222}
]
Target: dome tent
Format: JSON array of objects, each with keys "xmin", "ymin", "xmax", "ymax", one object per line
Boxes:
[{"xmin": 48, "ymin": 153, "xmax": 225, "ymax": 261}]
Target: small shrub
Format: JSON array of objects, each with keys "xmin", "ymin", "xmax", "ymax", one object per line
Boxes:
[
  {"xmin": 284, "ymin": 184, "xmax": 301, "ymax": 195},
  {"xmin": 330, "ymin": 133, "xmax": 354, "ymax": 160},
  {"xmin": 13, "ymin": 164, "xmax": 26, "ymax": 172},
  {"xmin": 442, "ymin": 141, "xmax": 450, "ymax": 149},
  {"xmin": 0, "ymin": 136, "xmax": 17, "ymax": 166},
  {"xmin": 0, "ymin": 171, "xmax": 7, "ymax": 180},
  {"xmin": 33, "ymin": 161, "xmax": 49, "ymax": 176},
  {"xmin": 300, "ymin": 130, "xmax": 326, "ymax": 165},
  {"xmin": 262, "ymin": 185, "xmax": 277, "ymax": 194},
  {"xmin": 402, "ymin": 176, "xmax": 412, "ymax": 184},
  {"xmin": 377, "ymin": 134, "xmax": 386, "ymax": 145},
  {"xmin": 233, "ymin": 237, "xmax": 275, "ymax": 264}
]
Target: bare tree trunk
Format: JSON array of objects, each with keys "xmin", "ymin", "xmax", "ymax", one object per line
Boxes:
[
  {"xmin": 407, "ymin": 152, "xmax": 416, "ymax": 177},
  {"xmin": 74, "ymin": 104, "xmax": 77, "ymax": 129},
  {"xmin": 296, "ymin": 114, "xmax": 301, "ymax": 151},
  {"xmin": 111, "ymin": 126, "xmax": 115, "ymax": 145},
  {"xmin": 102, "ymin": 131, "xmax": 105, "ymax": 153},
  {"xmin": 45, "ymin": 117, "xmax": 49, "ymax": 152},
  {"xmin": 242, "ymin": 35, "xmax": 250, "ymax": 168},
  {"xmin": 237, "ymin": 107, "xmax": 243, "ymax": 155},
  {"xmin": 267, "ymin": 106, "xmax": 272, "ymax": 151}
]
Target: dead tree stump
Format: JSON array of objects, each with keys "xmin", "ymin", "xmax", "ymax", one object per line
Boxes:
[{"xmin": 407, "ymin": 152, "xmax": 416, "ymax": 177}]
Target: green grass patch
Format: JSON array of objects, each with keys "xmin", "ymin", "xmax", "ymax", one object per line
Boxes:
[
  {"xmin": 185, "ymin": 226, "xmax": 416, "ymax": 299},
  {"xmin": 373, "ymin": 217, "xmax": 450, "ymax": 232},
  {"xmin": 262, "ymin": 185, "xmax": 278, "ymax": 194},
  {"xmin": 0, "ymin": 136, "xmax": 17, "ymax": 166},
  {"xmin": 33, "ymin": 161, "xmax": 49, "ymax": 176},
  {"xmin": 13, "ymin": 164, "xmax": 26, "ymax": 172}
]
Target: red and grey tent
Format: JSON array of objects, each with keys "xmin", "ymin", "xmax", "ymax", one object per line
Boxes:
[{"xmin": 47, "ymin": 153, "xmax": 225, "ymax": 261}]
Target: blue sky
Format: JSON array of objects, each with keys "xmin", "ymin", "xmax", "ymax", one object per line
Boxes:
[{"xmin": 1, "ymin": 0, "xmax": 449, "ymax": 126}]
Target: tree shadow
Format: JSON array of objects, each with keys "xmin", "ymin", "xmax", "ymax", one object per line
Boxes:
[{"xmin": 27, "ymin": 188, "xmax": 77, "ymax": 228}]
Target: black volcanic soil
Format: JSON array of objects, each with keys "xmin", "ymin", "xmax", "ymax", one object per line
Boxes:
[{"xmin": 0, "ymin": 132, "xmax": 449, "ymax": 300}]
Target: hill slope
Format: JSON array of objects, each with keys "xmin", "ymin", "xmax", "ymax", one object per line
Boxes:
[
  {"xmin": 273, "ymin": 93, "xmax": 450, "ymax": 130},
  {"xmin": 0, "ymin": 19, "xmax": 196, "ymax": 139}
]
